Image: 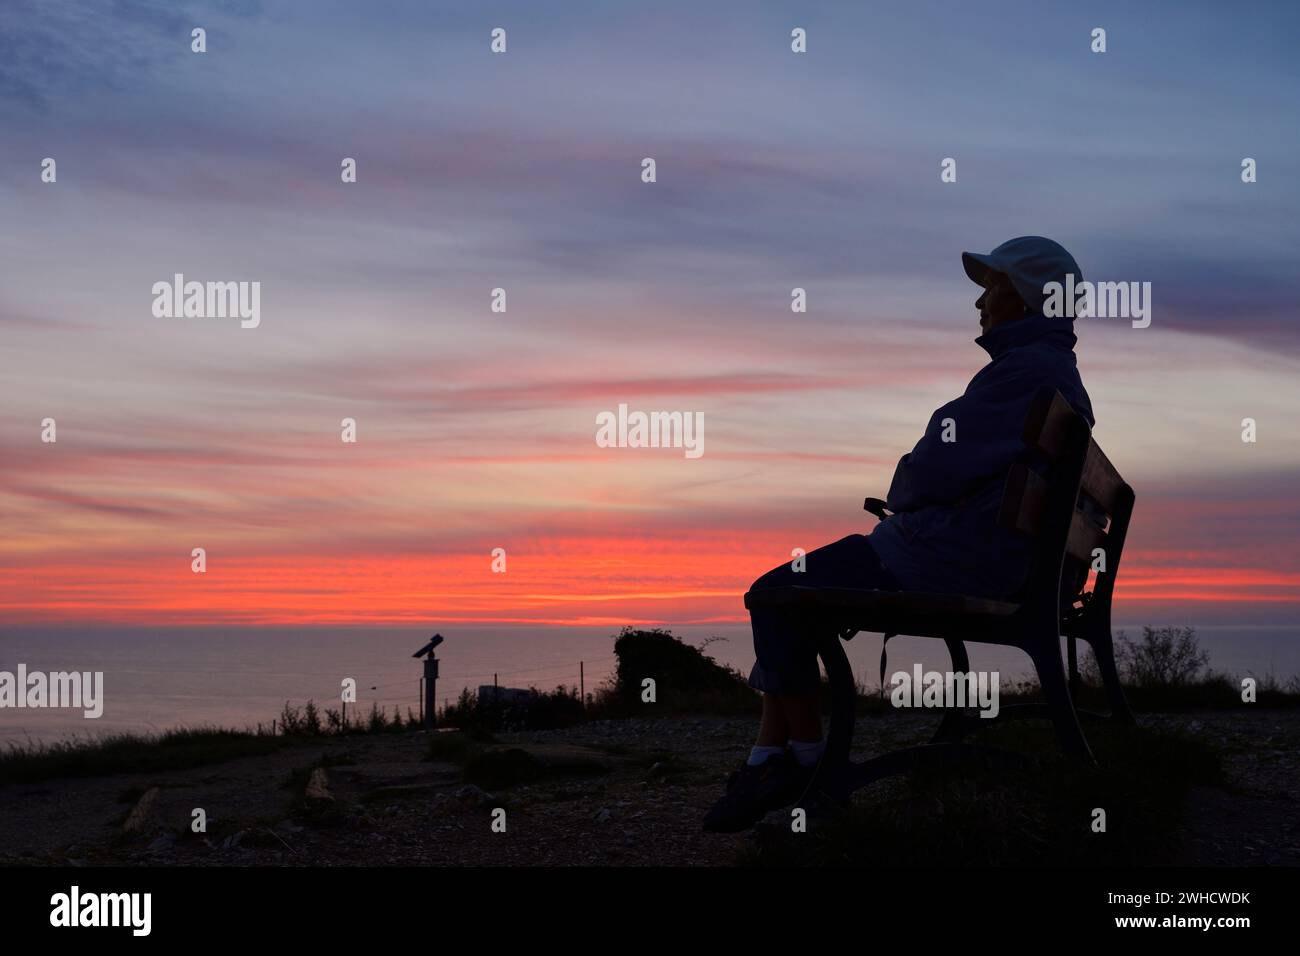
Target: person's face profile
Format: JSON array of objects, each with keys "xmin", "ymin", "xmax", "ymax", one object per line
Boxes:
[{"xmin": 976, "ymin": 270, "xmax": 1024, "ymax": 333}]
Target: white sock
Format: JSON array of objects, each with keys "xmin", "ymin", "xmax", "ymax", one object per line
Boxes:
[
  {"xmin": 789, "ymin": 739, "xmax": 825, "ymax": 768},
  {"xmin": 747, "ymin": 744, "xmax": 786, "ymax": 767}
]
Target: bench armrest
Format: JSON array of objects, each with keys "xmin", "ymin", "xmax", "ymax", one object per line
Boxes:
[{"xmin": 863, "ymin": 497, "xmax": 892, "ymax": 522}]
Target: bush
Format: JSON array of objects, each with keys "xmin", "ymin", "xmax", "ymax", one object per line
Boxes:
[
  {"xmin": 1, "ymin": 728, "xmax": 284, "ymax": 785},
  {"xmin": 439, "ymin": 684, "xmax": 586, "ymax": 732},
  {"xmin": 303, "ymin": 699, "xmax": 323, "ymax": 735},
  {"xmin": 1115, "ymin": 626, "xmax": 1210, "ymax": 687},
  {"xmin": 278, "ymin": 701, "xmax": 304, "ymax": 736},
  {"xmin": 597, "ymin": 627, "xmax": 755, "ymax": 716},
  {"xmin": 1076, "ymin": 625, "xmax": 1300, "ymax": 711}
]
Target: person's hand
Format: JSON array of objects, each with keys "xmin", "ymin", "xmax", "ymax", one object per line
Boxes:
[{"xmin": 863, "ymin": 497, "xmax": 892, "ymax": 521}]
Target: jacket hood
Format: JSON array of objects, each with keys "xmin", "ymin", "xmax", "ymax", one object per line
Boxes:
[{"xmin": 975, "ymin": 311, "xmax": 1078, "ymax": 360}]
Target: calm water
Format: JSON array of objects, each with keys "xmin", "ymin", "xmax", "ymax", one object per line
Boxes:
[{"xmin": 1, "ymin": 624, "xmax": 1296, "ymax": 743}]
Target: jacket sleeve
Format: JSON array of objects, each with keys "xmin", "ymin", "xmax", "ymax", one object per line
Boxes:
[{"xmin": 884, "ymin": 357, "xmax": 1046, "ymax": 513}]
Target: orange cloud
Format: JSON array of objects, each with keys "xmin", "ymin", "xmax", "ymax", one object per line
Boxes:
[{"xmin": 4, "ymin": 533, "xmax": 1296, "ymax": 627}]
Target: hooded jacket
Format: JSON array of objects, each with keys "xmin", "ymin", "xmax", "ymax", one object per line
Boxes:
[{"xmin": 868, "ymin": 312, "xmax": 1093, "ymax": 599}]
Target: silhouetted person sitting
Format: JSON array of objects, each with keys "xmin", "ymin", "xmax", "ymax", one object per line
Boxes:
[{"xmin": 704, "ymin": 236, "xmax": 1095, "ymax": 832}]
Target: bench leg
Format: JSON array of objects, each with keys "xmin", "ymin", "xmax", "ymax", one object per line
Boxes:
[
  {"xmin": 1029, "ymin": 641, "xmax": 1095, "ymax": 764},
  {"xmin": 1088, "ymin": 630, "xmax": 1137, "ymax": 725},
  {"xmin": 931, "ymin": 636, "xmax": 971, "ymax": 744},
  {"xmin": 809, "ymin": 628, "xmax": 857, "ymax": 803}
]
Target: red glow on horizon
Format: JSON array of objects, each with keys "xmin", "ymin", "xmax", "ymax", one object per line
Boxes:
[{"xmin": 2, "ymin": 540, "xmax": 1296, "ymax": 627}]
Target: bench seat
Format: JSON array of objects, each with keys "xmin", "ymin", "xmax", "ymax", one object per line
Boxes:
[{"xmin": 745, "ymin": 586, "xmax": 1020, "ymax": 638}]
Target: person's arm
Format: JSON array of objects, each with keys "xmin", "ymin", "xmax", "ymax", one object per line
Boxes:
[{"xmin": 884, "ymin": 361, "xmax": 1043, "ymax": 513}]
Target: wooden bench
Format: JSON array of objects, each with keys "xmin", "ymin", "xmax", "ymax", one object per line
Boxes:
[{"xmin": 743, "ymin": 386, "xmax": 1137, "ymax": 805}]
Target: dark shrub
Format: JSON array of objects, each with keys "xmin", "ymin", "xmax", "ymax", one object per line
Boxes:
[{"xmin": 601, "ymin": 627, "xmax": 755, "ymax": 716}]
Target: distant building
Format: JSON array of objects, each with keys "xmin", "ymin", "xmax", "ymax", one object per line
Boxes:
[{"xmin": 478, "ymin": 686, "xmax": 536, "ymax": 705}]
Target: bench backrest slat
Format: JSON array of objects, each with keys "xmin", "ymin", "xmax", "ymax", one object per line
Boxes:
[
  {"xmin": 997, "ymin": 387, "xmax": 1135, "ymax": 609},
  {"xmin": 1020, "ymin": 388, "xmax": 1077, "ymax": 460},
  {"xmin": 999, "ymin": 461, "xmax": 1113, "ymax": 565},
  {"xmin": 996, "ymin": 463, "xmax": 1047, "ymax": 537},
  {"xmin": 1079, "ymin": 439, "xmax": 1125, "ymax": 513},
  {"xmin": 1065, "ymin": 508, "xmax": 1108, "ymax": 564}
]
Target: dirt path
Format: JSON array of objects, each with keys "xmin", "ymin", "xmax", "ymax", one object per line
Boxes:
[{"xmin": 0, "ymin": 710, "xmax": 1295, "ymax": 866}]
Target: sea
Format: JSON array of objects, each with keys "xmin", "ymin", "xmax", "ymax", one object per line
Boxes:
[{"xmin": 1, "ymin": 624, "xmax": 1296, "ymax": 743}]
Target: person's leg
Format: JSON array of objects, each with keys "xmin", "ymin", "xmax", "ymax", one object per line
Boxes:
[
  {"xmin": 780, "ymin": 694, "xmax": 824, "ymax": 743},
  {"xmin": 752, "ymin": 692, "xmax": 822, "ymax": 760},
  {"xmin": 755, "ymin": 692, "xmax": 789, "ymax": 746},
  {"xmin": 704, "ymin": 534, "xmax": 900, "ymax": 831},
  {"xmin": 747, "ymin": 606, "xmax": 821, "ymax": 764},
  {"xmin": 747, "ymin": 534, "xmax": 901, "ymax": 759}
]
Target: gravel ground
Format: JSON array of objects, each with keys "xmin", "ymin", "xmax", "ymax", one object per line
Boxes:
[{"xmin": 0, "ymin": 709, "xmax": 1295, "ymax": 866}]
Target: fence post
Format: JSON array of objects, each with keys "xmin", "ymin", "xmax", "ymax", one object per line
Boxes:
[{"xmin": 423, "ymin": 655, "xmax": 439, "ymax": 730}]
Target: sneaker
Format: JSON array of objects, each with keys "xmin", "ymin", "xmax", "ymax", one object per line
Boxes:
[{"xmin": 701, "ymin": 751, "xmax": 813, "ymax": 833}]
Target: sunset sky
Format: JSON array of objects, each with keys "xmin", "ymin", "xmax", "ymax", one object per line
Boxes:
[{"xmin": 2, "ymin": 0, "xmax": 1298, "ymax": 629}]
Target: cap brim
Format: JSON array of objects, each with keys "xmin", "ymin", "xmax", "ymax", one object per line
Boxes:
[{"xmin": 961, "ymin": 251, "xmax": 999, "ymax": 286}]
